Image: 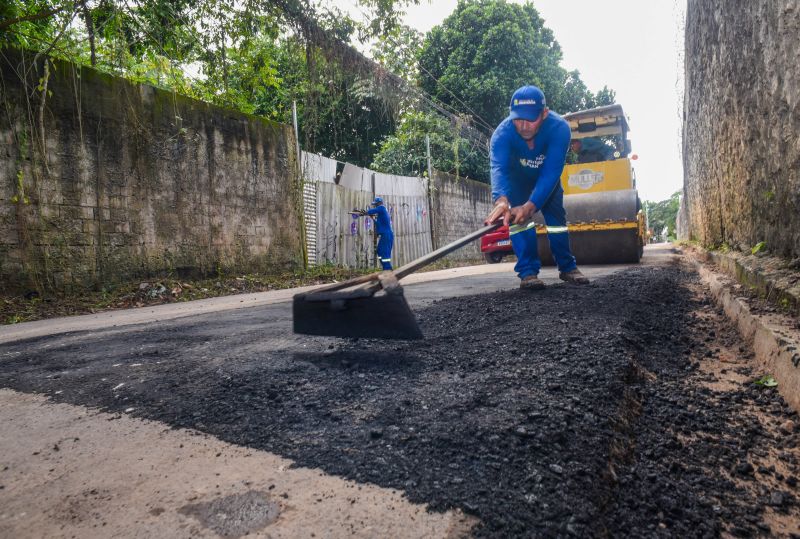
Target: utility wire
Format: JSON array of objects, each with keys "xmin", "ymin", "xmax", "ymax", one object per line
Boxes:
[
  {"xmin": 340, "ymin": 0, "xmax": 496, "ymax": 135},
  {"xmin": 337, "ymin": 0, "xmax": 495, "ymax": 133},
  {"xmin": 21, "ymin": 0, "xmax": 493, "ymax": 163},
  {"xmin": 319, "ymin": 0, "xmax": 493, "ymax": 147}
]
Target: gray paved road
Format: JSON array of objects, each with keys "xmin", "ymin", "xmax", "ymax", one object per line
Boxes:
[{"xmin": 0, "ymin": 245, "xmax": 674, "ymax": 349}]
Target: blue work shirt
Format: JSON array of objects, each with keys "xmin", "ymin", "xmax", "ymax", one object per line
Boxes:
[
  {"xmin": 490, "ymin": 112, "xmax": 571, "ymax": 210},
  {"xmin": 367, "ymin": 205, "xmax": 393, "ymax": 235}
]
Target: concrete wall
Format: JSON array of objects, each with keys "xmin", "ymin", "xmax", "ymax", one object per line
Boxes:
[
  {"xmin": 0, "ymin": 49, "xmax": 303, "ymax": 293},
  {"xmin": 431, "ymin": 172, "xmax": 493, "ymax": 260},
  {"xmin": 683, "ymin": 1, "xmax": 800, "ymax": 258}
]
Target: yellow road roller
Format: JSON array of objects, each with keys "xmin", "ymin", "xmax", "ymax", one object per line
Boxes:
[
  {"xmin": 482, "ymin": 104, "xmax": 646, "ymax": 264},
  {"xmin": 532, "ymin": 104, "xmax": 646, "ymax": 264}
]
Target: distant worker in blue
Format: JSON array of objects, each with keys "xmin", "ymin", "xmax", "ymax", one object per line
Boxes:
[
  {"xmin": 484, "ymin": 85, "xmax": 590, "ymax": 290},
  {"xmin": 367, "ymin": 197, "xmax": 394, "ymax": 270}
]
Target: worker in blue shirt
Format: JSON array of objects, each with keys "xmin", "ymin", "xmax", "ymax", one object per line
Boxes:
[
  {"xmin": 484, "ymin": 85, "xmax": 589, "ymax": 290},
  {"xmin": 367, "ymin": 197, "xmax": 394, "ymax": 270}
]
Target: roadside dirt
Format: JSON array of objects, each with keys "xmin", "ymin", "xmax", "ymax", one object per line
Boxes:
[
  {"xmin": 0, "ymin": 267, "xmax": 375, "ymax": 325},
  {"xmin": 0, "ymin": 390, "xmax": 474, "ymax": 538},
  {"xmin": 1, "ymin": 256, "xmax": 799, "ymax": 536},
  {"xmin": 601, "ymin": 270, "xmax": 800, "ymax": 537},
  {"xmin": 0, "ymin": 259, "xmax": 485, "ymax": 326}
]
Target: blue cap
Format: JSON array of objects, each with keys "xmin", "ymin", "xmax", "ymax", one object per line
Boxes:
[
  {"xmin": 372, "ymin": 197, "xmax": 383, "ymax": 205},
  {"xmin": 509, "ymin": 86, "xmax": 546, "ymax": 121}
]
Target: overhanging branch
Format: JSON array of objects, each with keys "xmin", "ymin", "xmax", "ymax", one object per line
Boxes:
[{"xmin": 0, "ymin": 7, "xmax": 64, "ymax": 32}]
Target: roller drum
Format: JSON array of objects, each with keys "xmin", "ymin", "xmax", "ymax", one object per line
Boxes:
[
  {"xmin": 536, "ymin": 189, "xmax": 642, "ymax": 265},
  {"xmin": 562, "ymin": 189, "xmax": 639, "ymax": 223}
]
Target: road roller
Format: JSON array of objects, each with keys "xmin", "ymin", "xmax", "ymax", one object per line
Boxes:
[{"xmin": 481, "ymin": 104, "xmax": 646, "ymax": 265}]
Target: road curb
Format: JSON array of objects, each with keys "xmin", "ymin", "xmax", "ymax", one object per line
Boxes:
[
  {"xmin": 687, "ymin": 251, "xmax": 800, "ymax": 412},
  {"xmin": 701, "ymin": 248, "xmax": 800, "ymax": 316}
]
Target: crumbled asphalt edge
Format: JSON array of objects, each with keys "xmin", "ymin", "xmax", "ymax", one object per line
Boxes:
[
  {"xmin": 601, "ymin": 264, "xmax": 799, "ymax": 538},
  {"xmin": 0, "ymin": 261, "xmax": 797, "ymax": 537}
]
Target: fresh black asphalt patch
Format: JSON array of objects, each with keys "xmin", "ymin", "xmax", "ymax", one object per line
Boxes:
[{"xmin": 1, "ymin": 261, "xmax": 798, "ymax": 537}]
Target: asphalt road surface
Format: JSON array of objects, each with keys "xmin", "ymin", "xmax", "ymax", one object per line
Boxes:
[{"xmin": 1, "ymin": 245, "xmax": 799, "ymax": 538}]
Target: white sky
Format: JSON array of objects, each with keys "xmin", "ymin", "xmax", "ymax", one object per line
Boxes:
[{"xmin": 330, "ymin": 0, "xmax": 687, "ymax": 202}]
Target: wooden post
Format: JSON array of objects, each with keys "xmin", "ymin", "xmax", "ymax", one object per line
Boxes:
[{"xmin": 426, "ymin": 134, "xmax": 437, "ymax": 250}]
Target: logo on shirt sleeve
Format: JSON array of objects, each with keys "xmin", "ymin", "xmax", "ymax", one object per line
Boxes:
[{"xmin": 519, "ymin": 155, "xmax": 545, "ymax": 169}]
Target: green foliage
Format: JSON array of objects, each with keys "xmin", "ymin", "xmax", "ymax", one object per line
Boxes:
[
  {"xmin": 11, "ymin": 169, "xmax": 30, "ymax": 204},
  {"xmin": 753, "ymin": 374, "xmax": 777, "ymax": 388},
  {"xmin": 645, "ymin": 191, "xmax": 681, "ymax": 240},
  {"xmin": 1, "ymin": 1, "xmax": 75, "ymax": 50},
  {"xmin": 371, "ymin": 111, "xmax": 488, "ymax": 181},
  {"xmin": 1, "ymin": 0, "xmax": 414, "ymax": 168},
  {"xmin": 371, "ymin": 24, "xmax": 423, "ymax": 88},
  {"xmin": 751, "ymin": 241, "xmax": 767, "ymax": 255},
  {"xmin": 1, "ymin": 0, "xmax": 615, "ymax": 177},
  {"xmin": 355, "ymin": 0, "xmax": 421, "ymax": 40},
  {"xmin": 300, "ymin": 62, "xmax": 397, "ymax": 166},
  {"xmin": 192, "ymin": 31, "xmax": 288, "ymax": 116},
  {"xmin": 594, "ymin": 86, "xmax": 616, "ymax": 106},
  {"xmin": 560, "ymin": 71, "xmax": 616, "ymax": 113},
  {"xmin": 418, "ymin": 0, "xmax": 616, "ymax": 127}
]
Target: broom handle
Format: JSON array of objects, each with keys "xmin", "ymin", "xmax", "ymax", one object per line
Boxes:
[
  {"xmin": 307, "ymin": 222, "xmax": 502, "ymax": 295},
  {"xmin": 305, "ymin": 271, "xmax": 380, "ymax": 294},
  {"xmin": 394, "ymin": 222, "xmax": 502, "ymax": 280}
]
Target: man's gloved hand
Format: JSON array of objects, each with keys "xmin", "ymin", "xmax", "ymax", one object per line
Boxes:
[
  {"xmin": 509, "ymin": 201, "xmax": 537, "ymax": 225},
  {"xmin": 485, "ymin": 197, "xmax": 511, "ymax": 225}
]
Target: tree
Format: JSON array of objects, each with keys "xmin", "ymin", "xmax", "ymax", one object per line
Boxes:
[
  {"xmin": 371, "ymin": 111, "xmax": 488, "ymax": 181},
  {"xmin": 0, "ymin": 0, "xmax": 419, "ymax": 93},
  {"xmin": 418, "ymin": 0, "xmax": 615, "ymax": 127},
  {"xmin": 294, "ymin": 10, "xmax": 399, "ymax": 167},
  {"xmin": 371, "ymin": 23, "xmax": 423, "ymax": 89},
  {"xmin": 561, "ymin": 71, "xmax": 617, "ymax": 112},
  {"xmin": 594, "ymin": 86, "xmax": 616, "ymax": 107},
  {"xmin": 1, "ymin": 0, "xmax": 415, "ymax": 167},
  {"xmin": 645, "ymin": 191, "xmax": 681, "ymax": 240}
]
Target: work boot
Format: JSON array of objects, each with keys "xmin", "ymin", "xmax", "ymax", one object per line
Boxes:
[
  {"xmin": 520, "ymin": 275, "xmax": 546, "ymax": 290},
  {"xmin": 559, "ymin": 268, "xmax": 590, "ymax": 284}
]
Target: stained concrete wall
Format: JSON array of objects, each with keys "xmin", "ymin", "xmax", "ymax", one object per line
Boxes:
[
  {"xmin": 431, "ymin": 172, "xmax": 493, "ymax": 261},
  {"xmin": 0, "ymin": 49, "xmax": 303, "ymax": 293},
  {"xmin": 683, "ymin": 1, "xmax": 800, "ymax": 258}
]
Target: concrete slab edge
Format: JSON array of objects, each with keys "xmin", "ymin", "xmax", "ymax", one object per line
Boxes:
[
  {"xmin": 688, "ymin": 253, "xmax": 800, "ymax": 412},
  {"xmin": 698, "ymin": 248, "xmax": 800, "ymax": 318}
]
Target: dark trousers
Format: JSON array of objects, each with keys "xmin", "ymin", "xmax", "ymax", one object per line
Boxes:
[
  {"xmin": 377, "ymin": 232, "xmax": 394, "ymax": 270},
  {"xmin": 509, "ymin": 189, "xmax": 577, "ymax": 278}
]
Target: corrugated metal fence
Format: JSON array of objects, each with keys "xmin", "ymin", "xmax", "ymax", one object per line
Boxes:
[
  {"xmin": 374, "ymin": 171, "xmax": 432, "ymax": 267},
  {"xmin": 301, "ymin": 152, "xmax": 493, "ymax": 269},
  {"xmin": 302, "ymin": 152, "xmax": 433, "ymax": 269}
]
